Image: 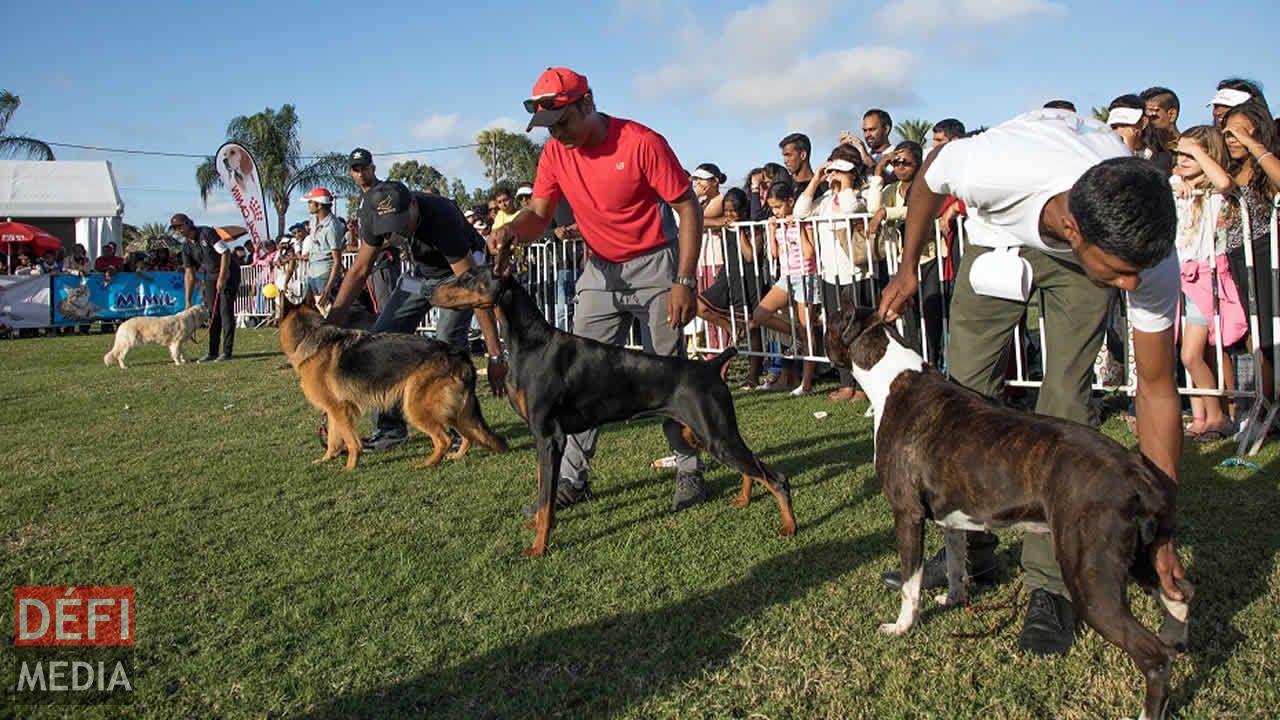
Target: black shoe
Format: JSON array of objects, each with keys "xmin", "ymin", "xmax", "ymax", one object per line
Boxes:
[
  {"xmin": 672, "ymin": 470, "xmax": 707, "ymax": 512},
  {"xmin": 523, "ymin": 477, "xmax": 593, "ymax": 516},
  {"xmin": 361, "ymin": 431, "xmax": 408, "ymax": 452},
  {"xmin": 880, "ymin": 534, "xmax": 1000, "ymax": 591},
  {"xmin": 213, "ymin": 353, "xmax": 232, "ymax": 362},
  {"xmin": 1018, "ymin": 589, "xmax": 1076, "ymax": 656},
  {"xmin": 195, "ymin": 353, "xmax": 217, "ymax": 363}
]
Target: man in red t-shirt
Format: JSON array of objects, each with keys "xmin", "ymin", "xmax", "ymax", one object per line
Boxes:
[
  {"xmin": 489, "ymin": 66, "xmax": 707, "ymax": 514},
  {"xmin": 93, "ymin": 242, "xmax": 124, "ymax": 273}
]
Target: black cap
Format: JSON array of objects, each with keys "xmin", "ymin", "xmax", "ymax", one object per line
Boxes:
[
  {"xmin": 358, "ymin": 181, "xmax": 412, "ymax": 243},
  {"xmin": 349, "ymin": 147, "xmax": 373, "ymax": 167}
]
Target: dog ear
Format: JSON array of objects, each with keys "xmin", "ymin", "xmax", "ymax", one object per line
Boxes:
[{"xmin": 839, "ymin": 306, "xmax": 878, "ymax": 345}]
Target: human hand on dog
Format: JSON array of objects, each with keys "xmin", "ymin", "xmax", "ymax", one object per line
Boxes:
[
  {"xmin": 1153, "ymin": 537, "xmax": 1187, "ymax": 601},
  {"xmin": 486, "ymin": 359, "xmax": 509, "ymax": 397},
  {"xmin": 487, "ymin": 226, "xmax": 515, "ymax": 276},
  {"xmin": 667, "ymin": 284, "xmax": 696, "ymax": 328},
  {"xmin": 877, "ymin": 268, "xmax": 918, "ymax": 322}
]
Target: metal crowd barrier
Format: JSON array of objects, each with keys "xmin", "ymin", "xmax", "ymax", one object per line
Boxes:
[{"xmin": 231, "ymin": 199, "xmax": 1279, "ymax": 451}]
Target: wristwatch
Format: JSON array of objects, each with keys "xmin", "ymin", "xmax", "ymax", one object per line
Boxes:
[
  {"xmin": 674, "ymin": 275, "xmax": 697, "ymax": 290},
  {"xmin": 488, "ymin": 350, "xmax": 508, "ymax": 364}
]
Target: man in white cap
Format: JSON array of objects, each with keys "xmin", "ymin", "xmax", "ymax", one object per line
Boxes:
[{"xmin": 302, "ymin": 187, "xmax": 345, "ymax": 304}]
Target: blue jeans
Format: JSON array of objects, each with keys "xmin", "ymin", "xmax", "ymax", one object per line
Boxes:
[
  {"xmin": 370, "ymin": 273, "xmax": 474, "ymax": 437},
  {"xmin": 555, "ymin": 269, "xmax": 577, "ymax": 331}
]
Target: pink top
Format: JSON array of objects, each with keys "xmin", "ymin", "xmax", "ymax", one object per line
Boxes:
[{"xmin": 775, "ymin": 221, "xmax": 816, "ymax": 278}]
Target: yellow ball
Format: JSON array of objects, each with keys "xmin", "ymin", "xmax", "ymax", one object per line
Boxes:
[{"xmin": 262, "ymin": 282, "xmax": 279, "ymax": 299}]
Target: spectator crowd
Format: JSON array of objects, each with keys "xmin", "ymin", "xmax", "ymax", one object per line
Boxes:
[{"xmin": 5, "ymin": 76, "xmax": 1279, "ymax": 448}]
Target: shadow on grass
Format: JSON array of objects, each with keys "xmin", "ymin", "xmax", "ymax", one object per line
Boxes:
[
  {"xmin": 1170, "ymin": 446, "xmax": 1279, "ymax": 711},
  {"xmin": 295, "ymin": 532, "xmax": 891, "ymax": 720}
]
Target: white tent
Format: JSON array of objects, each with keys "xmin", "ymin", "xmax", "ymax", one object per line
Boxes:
[{"xmin": 0, "ymin": 160, "xmax": 125, "ymax": 258}]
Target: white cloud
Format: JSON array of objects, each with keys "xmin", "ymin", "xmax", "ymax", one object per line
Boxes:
[
  {"xmin": 477, "ymin": 116, "xmax": 526, "ymax": 134},
  {"xmin": 712, "ymin": 47, "xmax": 916, "ymax": 113},
  {"xmin": 411, "ymin": 113, "xmax": 460, "ymax": 139},
  {"xmin": 633, "ymin": 1, "xmax": 915, "ymax": 146},
  {"xmin": 876, "ymin": 0, "xmax": 1064, "ymax": 34}
]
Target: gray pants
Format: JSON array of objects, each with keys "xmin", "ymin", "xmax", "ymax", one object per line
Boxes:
[
  {"xmin": 370, "ymin": 272, "xmax": 473, "ymax": 436},
  {"xmin": 560, "ymin": 246, "xmax": 703, "ymax": 484},
  {"xmin": 949, "ymin": 245, "xmax": 1109, "ymax": 597}
]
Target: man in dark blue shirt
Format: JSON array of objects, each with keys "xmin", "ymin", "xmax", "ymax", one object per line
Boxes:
[{"xmin": 171, "ymin": 213, "xmax": 239, "ymax": 361}]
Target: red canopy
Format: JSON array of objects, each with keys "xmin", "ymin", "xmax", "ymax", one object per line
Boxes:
[{"xmin": 0, "ymin": 221, "xmax": 63, "ymax": 255}]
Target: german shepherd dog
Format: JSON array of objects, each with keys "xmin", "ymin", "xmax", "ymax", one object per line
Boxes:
[{"xmin": 278, "ymin": 297, "xmax": 507, "ymax": 470}]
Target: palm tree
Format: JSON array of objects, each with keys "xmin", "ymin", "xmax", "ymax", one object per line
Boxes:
[
  {"xmin": 894, "ymin": 119, "xmax": 933, "ymax": 145},
  {"xmin": 0, "ymin": 90, "xmax": 55, "ymax": 160},
  {"xmin": 1091, "ymin": 106, "xmax": 1110, "ymax": 123},
  {"xmin": 195, "ymin": 105, "xmax": 357, "ymax": 238}
]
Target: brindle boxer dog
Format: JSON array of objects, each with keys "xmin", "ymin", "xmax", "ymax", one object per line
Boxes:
[{"xmin": 827, "ymin": 304, "xmax": 1192, "ymax": 720}]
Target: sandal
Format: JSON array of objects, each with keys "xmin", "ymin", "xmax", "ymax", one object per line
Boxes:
[
  {"xmin": 1183, "ymin": 417, "xmax": 1206, "ymax": 438},
  {"xmin": 1193, "ymin": 420, "xmax": 1237, "ymax": 443},
  {"xmin": 828, "ymin": 387, "xmax": 858, "ymax": 402}
]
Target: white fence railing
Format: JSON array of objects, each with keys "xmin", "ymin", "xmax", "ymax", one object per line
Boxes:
[{"xmin": 231, "ymin": 197, "xmax": 1279, "ymax": 450}]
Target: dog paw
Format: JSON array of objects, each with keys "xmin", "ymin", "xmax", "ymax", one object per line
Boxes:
[
  {"xmin": 729, "ymin": 494, "xmax": 750, "ymax": 508},
  {"xmin": 777, "ymin": 524, "xmax": 797, "ymax": 538},
  {"xmin": 934, "ymin": 592, "xmax": 967, "ymax": 608},
  {"xmin": 879, "ymin": 622, "xmax": 910, "ymax": 636},
  {"xmin": 522, "ymin": 545, "xmax": 546, "ymax": 558}
]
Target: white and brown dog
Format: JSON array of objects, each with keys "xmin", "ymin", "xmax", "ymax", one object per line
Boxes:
[
  {"xmin": 103, "ymin": 304, "xmax": 209, "ymax": 369},
  {"xmin": 826, "ymin": 304, "xmax": 1192, "ymax": 720}
]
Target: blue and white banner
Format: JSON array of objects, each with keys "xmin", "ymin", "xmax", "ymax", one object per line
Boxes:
[{"xmin": 52, "ymin": 272, "xmax": 203, "ymax": 325}]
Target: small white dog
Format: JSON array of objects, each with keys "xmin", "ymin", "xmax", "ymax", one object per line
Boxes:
[{"xmin": 103, "ymin": 305, "xmax": 209, "ymax": 369}]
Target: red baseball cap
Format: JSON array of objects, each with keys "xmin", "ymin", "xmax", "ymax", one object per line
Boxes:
[
  {"xmin": 303, "ymin": 187, "xmax": 333, "ymax": 204},
  {"xmin": 525, "ymin": 67, "xmax": 590, "ymax": 132}
]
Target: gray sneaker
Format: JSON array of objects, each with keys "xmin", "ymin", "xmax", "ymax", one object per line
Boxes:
[
  {"xmin": 361, "ymin": 431, "xmax": 408, "ymax": 452},
  {"xmin": 672, "ymin": 471, "xmax": 707, "ymax": 512}
]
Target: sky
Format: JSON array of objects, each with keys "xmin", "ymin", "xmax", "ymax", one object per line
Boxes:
[{"xmin": 3, "ymin": 0, "xmax": 1277, "ymax": 235}]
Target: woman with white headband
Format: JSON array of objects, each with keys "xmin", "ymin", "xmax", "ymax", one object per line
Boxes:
[
  {"xmin": 1107, "ymin": 94, "xmax": 1172, "ymax": 175},
  {"xmin": 690, "ymin": 163, "xmax": 727, "ymax": 226},
  {"xmin": 794, "ymin": 144, "xmax": 872, "ymax": 402},
  {"xmin": 1209, "ymin": 78, "xmax": 1265, "ymax": 127}
]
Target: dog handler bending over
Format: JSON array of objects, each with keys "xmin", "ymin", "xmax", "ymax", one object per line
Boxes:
[
  {"xmin": 488, "ymin": 66, "xmax": 708, "ymax": 512},
  {"xmin": 327, "ymin": 180, "xmax": 507, "ymax": 451},
  {"xmin": 171, "ymin": 213, "xmax": 239, "ymax": 362},
  {"xmin": 878, "ymin": 109, "xmax": 1188, "ymax": 656}
]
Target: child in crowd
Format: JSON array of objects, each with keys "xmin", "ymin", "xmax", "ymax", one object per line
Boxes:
[
  {"xmin": 696, "ymin": 187, "xmax": 769, "ymax": 389},
  {"xmin": 750, "ymin": 181, "xmax": 820, "ymax": 396},
  {"xmin": 1172, "ymin": 126, "xmax": 1244, "ymax": 440}
]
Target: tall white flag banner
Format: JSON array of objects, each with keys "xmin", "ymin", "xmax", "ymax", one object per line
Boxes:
[{"xmin": 213, "ymin": 142, "xmax": 271, "ymax": 248}]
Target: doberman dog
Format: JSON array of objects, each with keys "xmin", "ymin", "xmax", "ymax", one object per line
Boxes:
[{"xmin": 432, "ymin": 266, "xmax": 797, "ymax": 557}]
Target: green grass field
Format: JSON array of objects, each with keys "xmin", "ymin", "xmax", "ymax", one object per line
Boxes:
[{"xmin": 2, "ymin": 328, "xmax": 1278, "ymax": 719}]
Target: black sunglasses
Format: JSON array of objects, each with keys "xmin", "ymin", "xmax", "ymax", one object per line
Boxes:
[{"xmin": 523, "ymin": 92, "xmax": 584, "ymax": 114}]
